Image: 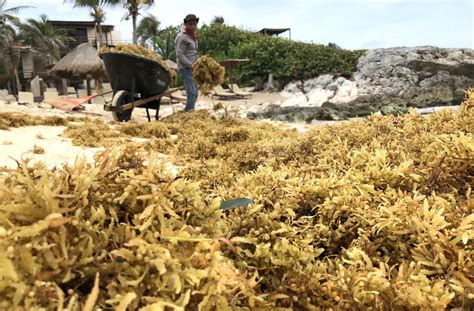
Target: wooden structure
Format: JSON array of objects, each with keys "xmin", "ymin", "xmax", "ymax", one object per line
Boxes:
[{"xmin": 50, "ymin": 43, "xmax": 107, "ymax": 98}]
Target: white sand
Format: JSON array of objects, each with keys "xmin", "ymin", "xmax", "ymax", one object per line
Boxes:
[
  {"xmin": 0, "ymin": 93, "xmax": 285, "ymax": 170},
  {"xmin": 0, "ymin": 125, "xmax": 103, "ymax": 169}
]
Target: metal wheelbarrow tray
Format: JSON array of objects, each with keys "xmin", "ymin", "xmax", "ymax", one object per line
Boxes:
[{"xmin": 100, "ymin": 52, "xmax": 178, "ymax": 122}]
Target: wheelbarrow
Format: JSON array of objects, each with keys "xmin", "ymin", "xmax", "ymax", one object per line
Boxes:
[{"xmin": 99, "ymin": 52, "xmax": 180, "ymax": 122}]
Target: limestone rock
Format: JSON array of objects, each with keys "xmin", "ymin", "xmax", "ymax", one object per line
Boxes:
[
  {"xmin": 281, "ymin": 95, "xmax": 308, "ymax": 107},
  {"xmin": 267, "ymin": 46, "xmax": 474, "ymax": 121},
  {"xmin": 307, "ymin": 89, "xmax": 333, "ymax": 107}
]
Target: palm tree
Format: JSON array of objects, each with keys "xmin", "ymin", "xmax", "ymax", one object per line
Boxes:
[
  {"xmin": 0, "ymin": 12, "xmax": 15, "ymax": 47},
  {"xmin": 67, "ymin": 0, "xmax": 106, "ymax": 48},
  {"xmin": 19, "ymin": 15, "xmax": 71, "ymax": 63},
  {"xmin": 89, "ymin": 5, "xmax": 105, "ymax": 48},
  {"xmin": 150, "ymin": 25, "xmax": 179, "ymax": 61},
  {"xmin": 105, "ymin": 0, "xmax": 155, "ymax": 44},
  {"xmin": 136, "ymin": 14, "xmax": 159, "ymax": 47},
  {"xmin": 0, "ymin": 0, "xmax": 33, "ymax": 93},
  {"xmin": 0, "ymin": 0, "xmax": 33, "ymax": 26},
  {"xmin": 0, "ymin": 26, "xmax": 22, "ymax": 93}
]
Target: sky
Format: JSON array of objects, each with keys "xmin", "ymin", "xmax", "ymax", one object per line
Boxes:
[{"xmin": 14, "ymin": 0, "xmax": 474, "ymax": 50}]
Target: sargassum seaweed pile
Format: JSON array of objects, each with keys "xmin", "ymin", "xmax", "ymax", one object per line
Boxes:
[
  {"xmin": 193, "ymin": 55, "xmax": 225, "ymax": 96},
  {"xmin": 98, "ymin": 44, "xmax": 175, "ymax": 78},
  {"xmin": 0, "ymin": 91, "xmax": 473, "ymax": 310},
  {"xmin": 0, "ymin": 113, "xmax": 88, "ymax": 131}
]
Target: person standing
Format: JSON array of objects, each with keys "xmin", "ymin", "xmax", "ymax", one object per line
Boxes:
[{"xmin": 175, "ymin": 14, "xmax": 199, "ymax": 111}]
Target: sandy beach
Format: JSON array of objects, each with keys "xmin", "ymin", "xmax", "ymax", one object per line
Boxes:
[
  {"xmin": 0, "ymin": 92, "xmax": 316, "ymax": 169},
  {"xmin": 0, "ymin": 93, "xmax": 460, "ymax": 171}
]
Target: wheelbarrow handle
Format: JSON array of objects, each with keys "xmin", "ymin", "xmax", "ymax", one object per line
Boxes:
[
  {"xmin": 93, "ymin": 90, "xmax": 114, "ymax": 98},
  {"xmin": 108, "ymin": 87, "xmax": 184, "ymax": 113}
]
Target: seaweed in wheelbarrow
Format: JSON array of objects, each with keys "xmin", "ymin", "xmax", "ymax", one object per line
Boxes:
[{"xmin": 99, "ymin": 44, "xmax": 175, "ymax": 78}]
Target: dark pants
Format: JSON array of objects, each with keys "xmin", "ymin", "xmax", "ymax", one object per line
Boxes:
[{"xmin": 178, "ymin": 68, "xmax": 198, "ymax": 111}]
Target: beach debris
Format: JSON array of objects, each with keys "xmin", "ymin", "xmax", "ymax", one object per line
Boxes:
[{"xmin": 31, "ymin": 145, "xmax": 45, "ymax": 154}]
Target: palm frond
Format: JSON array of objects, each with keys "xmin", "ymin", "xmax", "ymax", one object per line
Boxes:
[
  {"xmin": 3, "ymin": 5, "xmax": 34, "ymax": 14},
  {"xmin": 18, "ymin": 14, "xmax": 73, "ymax": 61}
]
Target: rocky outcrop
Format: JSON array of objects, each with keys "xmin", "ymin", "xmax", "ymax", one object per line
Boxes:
[{"xmin": 249, "ymin": 46, "xmax": 474, "ymax": 121}]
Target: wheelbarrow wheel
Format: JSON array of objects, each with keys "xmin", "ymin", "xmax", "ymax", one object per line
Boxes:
[{"xmin": 111, "ymin": 90, "xmax": 133, "ymax": 122}]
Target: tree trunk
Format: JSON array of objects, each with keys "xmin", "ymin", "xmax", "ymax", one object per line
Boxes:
[
  {"xmin": 132, "ymin": 14, "xmax": 138, "ymax": 44},
  {"xmin": 61, "ymin": 79, "xmax": 68, "ymax": 96},
  {"xmin": 95, "ymin": 79, "xmax": 100, "ymax": 94},
  {"xmin": 97, "ymin": 22, "xmax": 103, "ymax": 49},
  {"xmin": 95, "ymin": 24, "xmax": 99, "ymax": 49},
  {"xmin": 87, "ymin": 78, "xmax": 92, "ymax": 104},
  {"xmin": 13, "ymin": 67, "xmax": 21, "ymax": 94},
  {"xmin": 4, "ymin": 47, "xmax": 21, "ymax": 94},
  {"xmin": 7, "ymin": 80, "xmax": 12, "ymax": 95}
]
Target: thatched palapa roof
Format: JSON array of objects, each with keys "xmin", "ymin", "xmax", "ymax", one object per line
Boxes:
[{"xmin": 50, "ymin": 43, "xmax": 107, "ymax": 79}]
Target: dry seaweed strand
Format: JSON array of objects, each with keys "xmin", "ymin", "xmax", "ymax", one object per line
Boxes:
[
  {"xmin": 0, "ymin": 112, "xmax": 68, "ymax": 130},
  {"xmin": 0, "ymin": 91, "xmax": 473, "ymax": 310},
  {"xmin": 0, "ymin": 113, "xmax": 91, "ymax": 131},
  {"xmin": 62, "ymin": 120, "xmax": 119, "ymax": 147}
]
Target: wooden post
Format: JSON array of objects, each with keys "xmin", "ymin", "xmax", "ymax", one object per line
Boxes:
[
  {"xmin": 61, "ymin": 79, "xmax": 68, "ymax": 96},
  {"xmin": 7, "ymin": 79, "xmax": 12, "ymax": 95},
  {"xmin": 95, "ymin": 79, "xmax": 100, "ymax": 95},
  {"xmin": 86, "ymin": 78, "xmax": 92, "ymax": 103},
  {"xmin": 86, "ymin": 79, "xmax": 91, "ymax": 96}
]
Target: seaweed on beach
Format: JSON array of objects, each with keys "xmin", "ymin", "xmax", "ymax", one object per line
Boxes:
[
  {"xmin": 62, "ymin": 120, "xmax": 119, "ymax": 147},
  {"xmin": 0, "ymin": 91, "xmax": 473, "ymax": 310},
  {"xmin": 0, "ymin": 112, "xmax": 68, "ymax": 130},
  {"xmin": 118, "ymin": 121, "xmax": 170, "ymax": 139}
]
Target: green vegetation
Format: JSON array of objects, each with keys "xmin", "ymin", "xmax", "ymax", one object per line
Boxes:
[
  {"xmin": 199, "ymin": 24, "xmax": 365, "ymax": 86},
  {"xmin": 136, "ymin": 13, "xmax": 160, "ymax": 46},
  {"xmin": 0, "ymin": 2, "xmax": 70, "ymax": 93},
  {"xmin": 18, "ymin": 14, "xmax": 71, "ymax": 61},
  {"xmin": 150, "ymin": 25, "xmax": 180, "ymax": 61},
  {"xmin": 104, "ymin": 0, "xmax": 155, "ymax": 44},
  {"xmin": 136, "ymin": 14, "xmax": 179, "ymax": 62},
  {"xmin": 0, "ymin": 1, "xmax": 29, "ymax": 93}
]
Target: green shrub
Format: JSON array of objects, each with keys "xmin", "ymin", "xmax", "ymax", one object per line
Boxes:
[
  {"xmin": 199, "ymin": 24, "xmax": 254, "ymax": 58},
  {"xmin": 199, "ymin": 24, "xmax": 365, "ymax": 86}
]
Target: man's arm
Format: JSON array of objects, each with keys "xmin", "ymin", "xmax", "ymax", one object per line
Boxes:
[{"xmin": 176, "ymin": 35, "xmax": 194, "ymax": 69}]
